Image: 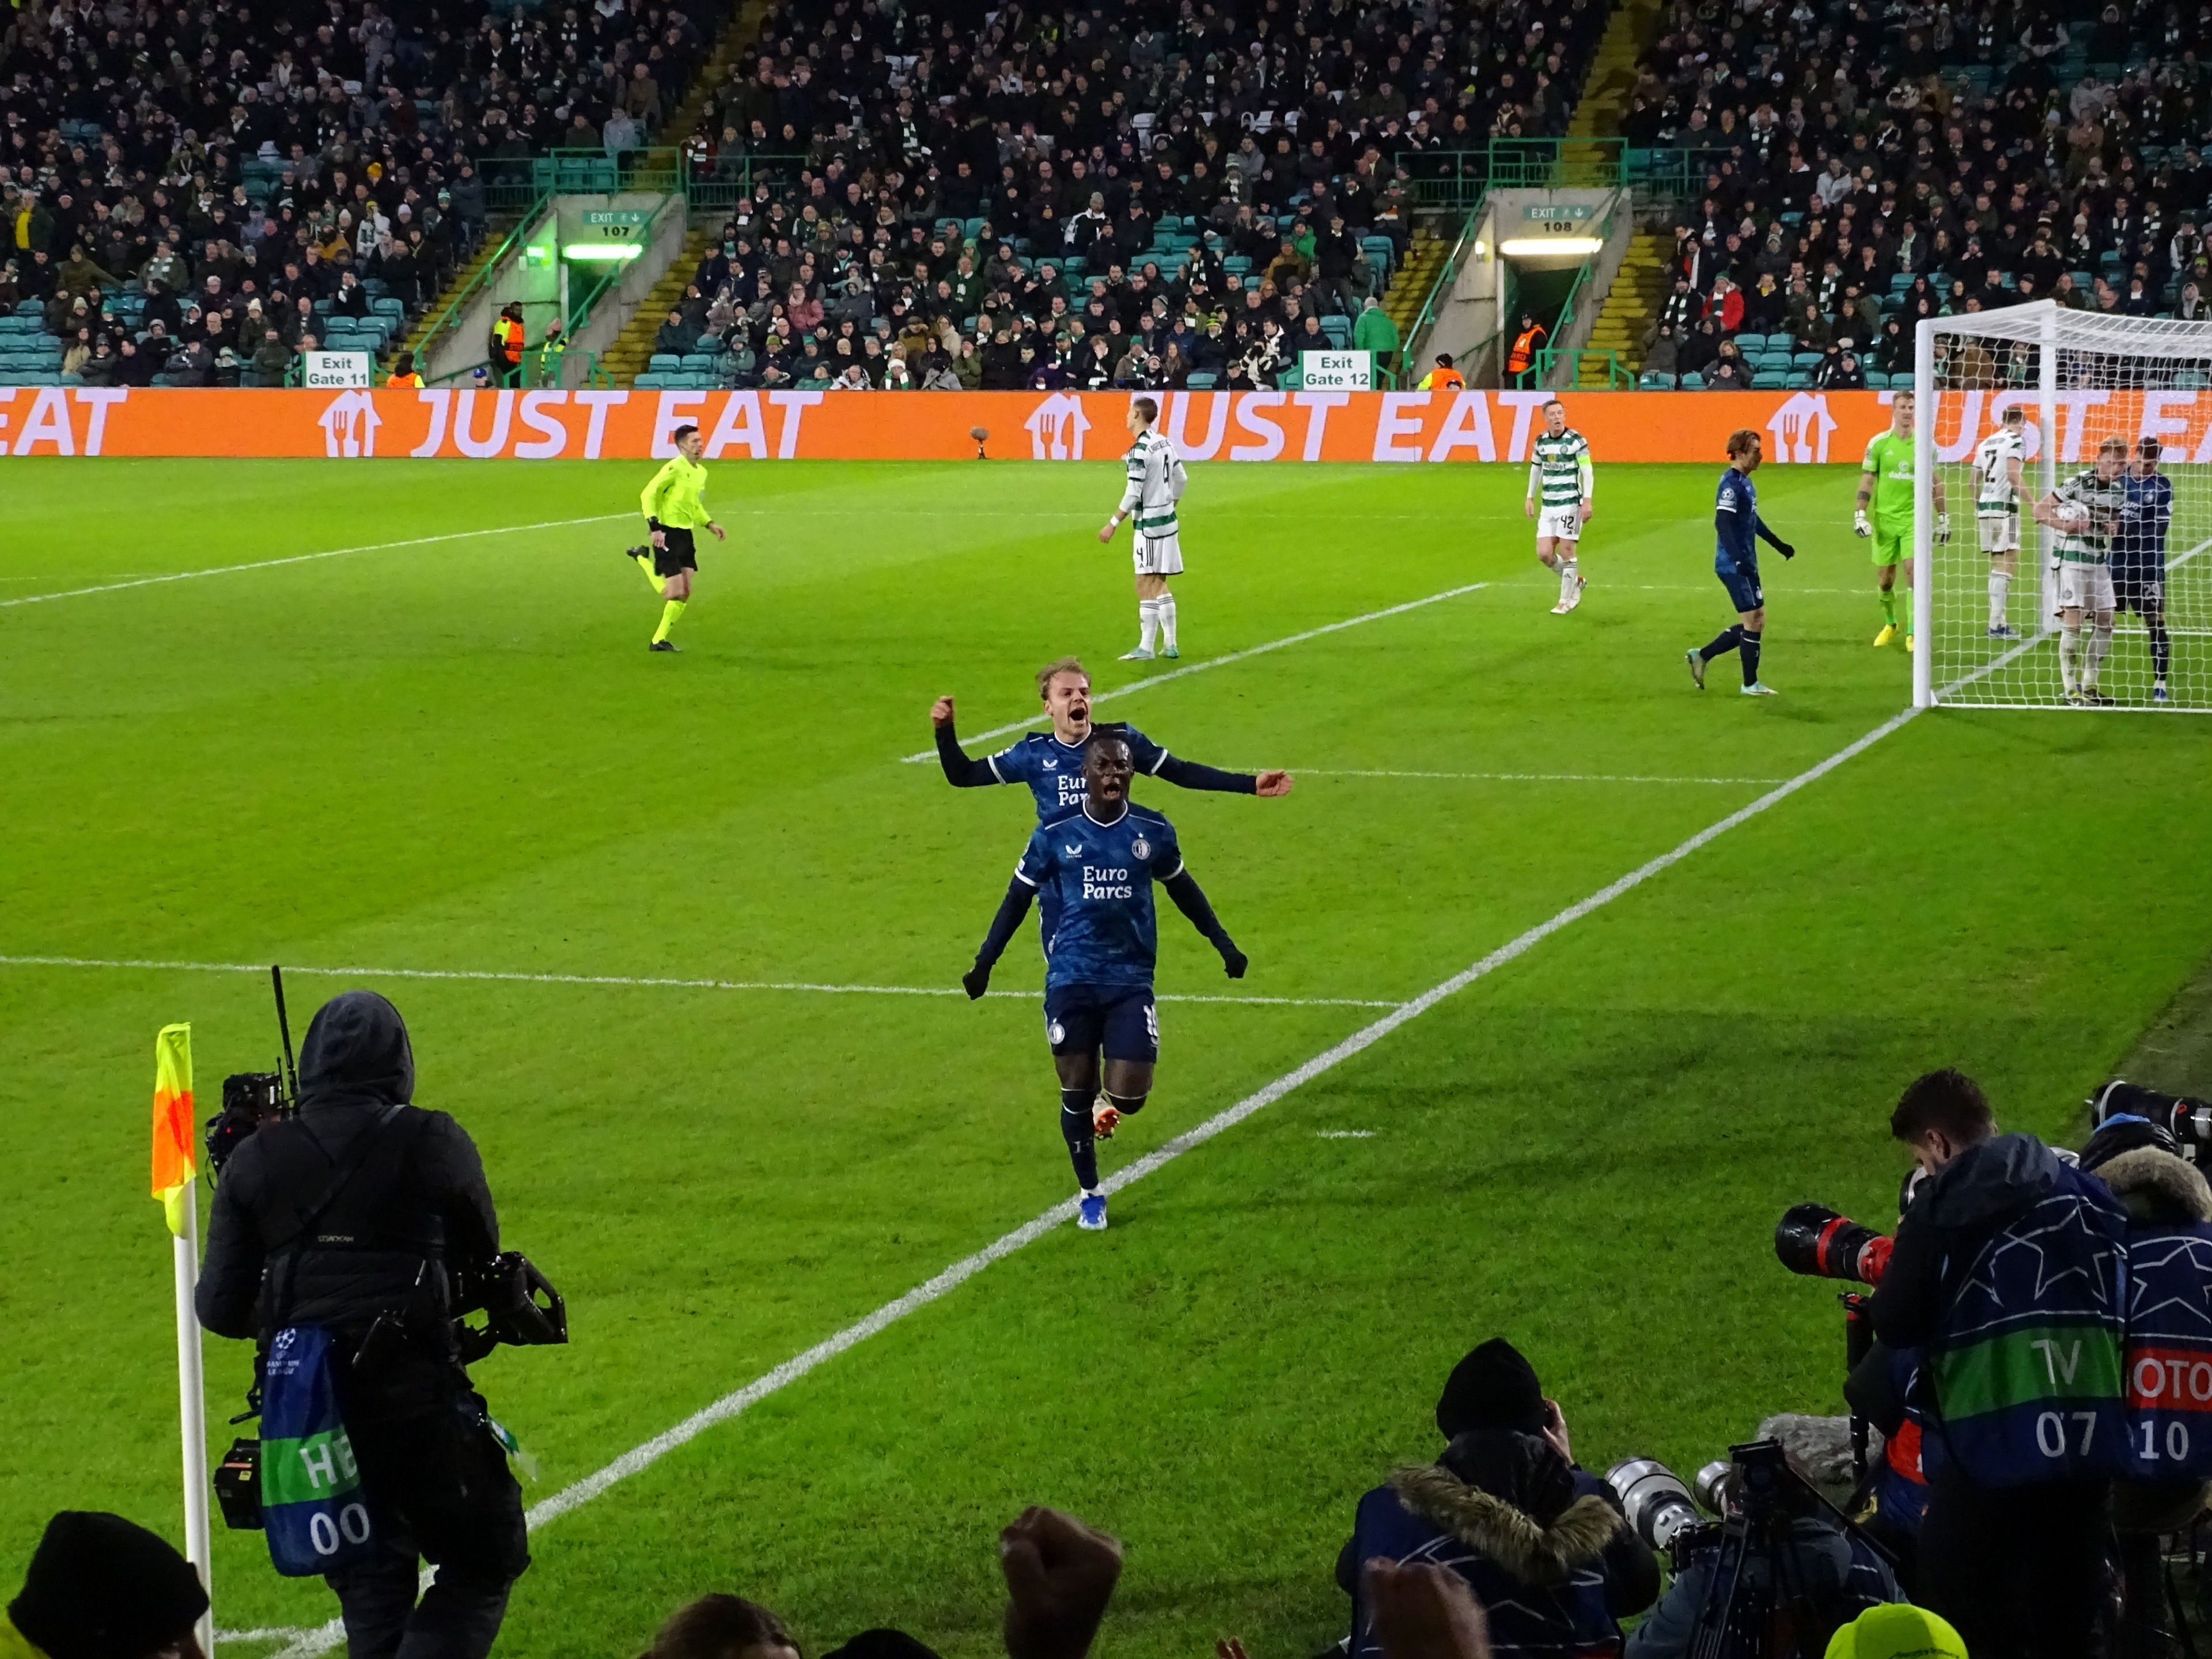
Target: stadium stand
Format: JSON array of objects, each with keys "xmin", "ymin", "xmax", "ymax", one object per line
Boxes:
[
  {"xmin": 621, "ymin": 0, "xmax": 1619, "ymax": 391},
  {"xmin": 1613, "ymin": 0, "xmax": 2212, "ymax": 387},
  {"xmin": 0, "ymin": 0, "xmax": 730, "ymax": 385}
]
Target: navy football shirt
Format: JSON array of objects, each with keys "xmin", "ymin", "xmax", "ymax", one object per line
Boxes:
[
  {"xmin": 1715, "ymin": 467, "xmax": 1762, "ymax": 568},
  {"xmin": 988, "ymin": 725, "xmax": 1171, "ymax": 821},
  {"xmin": 1015, "ymin": 804, "xmax": 1184, "ymax": 988},
  {"xmin": 2118, "ymin": 471, "xmax": 2174, "ymax": 571}
]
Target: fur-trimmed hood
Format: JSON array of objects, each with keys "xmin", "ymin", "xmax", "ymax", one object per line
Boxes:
[
  {"xmin": 1387, "ymin": 1462, "xmax": 1623, "ymax": 1588},
  {"xmin": 2099, "ymin": 1146, "xmax": 2212, "ymax": 1225}
]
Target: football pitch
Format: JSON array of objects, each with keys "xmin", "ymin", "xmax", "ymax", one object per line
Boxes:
[{"xmin": 3, "ymin": 455, "xmax": 2209, "ymax": 1659}]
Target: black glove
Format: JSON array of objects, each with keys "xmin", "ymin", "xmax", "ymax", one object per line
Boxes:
[
  {"xmin": 963, "ymin": 960, "xmax": 992, "ymax": 999},
  {"xmin": 1219, "ymin": 943, "xmax": 1248, "ymax": 979},
  {"xmin": 1775, "ymin": 541, "xmax": 1796, "ymax": 559}
]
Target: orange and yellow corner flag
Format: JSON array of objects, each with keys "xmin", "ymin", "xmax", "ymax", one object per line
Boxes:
[{"xmin": 152, "ymin": 1024, "xmax": 196, "ymax": 1236}]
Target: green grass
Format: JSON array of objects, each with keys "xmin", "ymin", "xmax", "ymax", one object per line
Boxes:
[{"xmin": 2, "ymin": 457, "xmax": 2208, "ymax": 1659}]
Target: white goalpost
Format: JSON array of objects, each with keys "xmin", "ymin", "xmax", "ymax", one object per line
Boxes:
[{"xmin": 1914, "ymin": 302, "xmax": 2212, "ymax": 712}]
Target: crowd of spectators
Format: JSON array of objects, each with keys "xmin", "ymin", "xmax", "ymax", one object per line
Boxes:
[
  {"xmin": 0, "ymin": 0, "xmax": 722, "ymax": 383},
  {"xmin": 1630, "ymin": 0, "xmax": 2212, "ymax": 388},
  {"xmin": 560, "ymin": 0, "xmax": 1617, "ymax": 392}
]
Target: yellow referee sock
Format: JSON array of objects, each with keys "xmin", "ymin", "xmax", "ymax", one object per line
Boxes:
[
  {"xmin": 652, "ymin": 599, "xmax": 686, "ymax": 643},
  {"xmin": 634, "ymin": 551, "xmax": 662, "ymax": 592}
]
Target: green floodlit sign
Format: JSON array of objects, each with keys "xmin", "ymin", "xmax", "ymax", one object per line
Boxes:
[
  {"xmin": 1522, "ymin": 203, "xmax": 1594, "ymax": 222},
  {"xmin": 564, "ymin": 243, "xmax": 645, "ymax": 261},
  {"xmin": 522, "ymin": 244, "xmax": 554, "ymax": 267},
  {"xmin": 581, "ymin": 209, "xmax": 651, "ymax": 227}
]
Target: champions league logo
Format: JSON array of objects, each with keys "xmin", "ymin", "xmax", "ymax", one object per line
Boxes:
[{"xmin": 1131, "ymin": 836, "xmax": 1151, "ymax": 861}]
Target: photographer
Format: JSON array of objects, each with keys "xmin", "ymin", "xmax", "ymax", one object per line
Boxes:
[
  {"xmin": 1869, "ymin": 1069, "xmax": 2129, "ymax": 1658},
  {"xmin": 196, "ymin": 991, "xmax": 529, "ymax": 1659},
  {"xmin": 1622, "ymin": 1447, "xmax": 1902, "ymax": 1659},
  {"xmin": 2079, "ymin": 1112, "xmax": 2212, "ymax": 1659},
  {"xmin": 1341, "ymin": 1340, "xmax": 1658, "ymax": 1658}
]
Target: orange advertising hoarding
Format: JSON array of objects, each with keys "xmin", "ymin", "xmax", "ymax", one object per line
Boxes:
[{"xmin": 0, "ymin": 385, "xmax": 2198, "ymax": 464}]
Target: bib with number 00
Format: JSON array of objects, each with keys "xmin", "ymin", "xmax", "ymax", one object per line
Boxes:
[{"xmin": 261, "ymin": 1325, "xmax": 379, "ymax": 1574}]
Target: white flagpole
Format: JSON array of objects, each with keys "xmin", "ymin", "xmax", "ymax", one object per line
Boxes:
[{"xmin": 175, "ymin": 1180, "xmax": 214, "ymax": 1656}]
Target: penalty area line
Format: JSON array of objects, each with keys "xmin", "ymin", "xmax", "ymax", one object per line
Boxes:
[
  {"xmin": 272, "ymin": 696, "xmax": 1921, "ymax": 1659},
  {"xmin": 1285, "ymin": 768, "xmax": 1787, "ymax": 785},
  {"xmin": 897, "ymin": 580, "xmax": 1494, "ymax": 762},
  {"xmin": 0, "ymin": 955, "xmax": 1400, "ymax": 1010},
  {"xmin": 0, "ymin": 514, "xmax": 632, "ymax": 610}
]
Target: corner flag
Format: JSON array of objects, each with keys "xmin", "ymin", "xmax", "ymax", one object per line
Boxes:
[{"xmin": 152, "ymin": 1024, "xmax": 195, "ymax": 1234}]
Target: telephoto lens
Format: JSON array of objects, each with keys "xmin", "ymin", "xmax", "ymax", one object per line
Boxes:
[
  {"xmin": 1694, "ymin": 1460, "xmax": 1736, "ymax": 1517},
  {"xmin": 1774, "ymin": 1202, "xmax": 1893, "ymax": 1285},
  {"xmin": 1606, "ymin": 1458, "xmax": 1703, "ymax": 1554},
  {"xmin": 2090, "ymin": 1080, "xmax": 2212, "ymax": 1150}
]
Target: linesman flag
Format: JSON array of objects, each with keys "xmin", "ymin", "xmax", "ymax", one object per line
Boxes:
[{"xmin": 152, "ymin": 1024, "xmax": 196, "ymax": 1235}]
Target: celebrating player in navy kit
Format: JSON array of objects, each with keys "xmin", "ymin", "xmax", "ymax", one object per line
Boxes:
[
  {"xmin": 933, "ymin": 656, "xmax": 1290, "ymax": 949},
  {"xmin": 1685, "ymin": 427, "xmax": 1796, "ymax": 697},
  {"xmin": 961, "ymin": 733, "xmax": 1247, "ymax": 1233}
]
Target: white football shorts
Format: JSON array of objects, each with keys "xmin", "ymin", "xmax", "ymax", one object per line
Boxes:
[
  {"xmin": 2056, "ymin": 560, "xmax": 2116, "ymax": 613},
  {"xmin": 1536, "ymin": 505, "xmax": 1584, "ymax": 543},
  {"xmin": 1133, "ymin": 531, "xmax": 1184, "ymax": 575},
  {"xmin": 1977, "ymin": 512, "xmax": 2020, "ymax": 554}
]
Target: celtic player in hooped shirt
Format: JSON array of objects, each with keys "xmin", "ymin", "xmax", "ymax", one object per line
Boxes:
[{"xmin": 961, "ymin": 734, "xmax": 1247, "ymax": 1234}]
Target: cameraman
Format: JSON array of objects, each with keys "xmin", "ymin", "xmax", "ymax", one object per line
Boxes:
[
  {"xmin": 1869, "ymin": 1069, "xmax": 2128, "ymax": 1658},
  {"xmin": 196, "ymin": 991, "xmax": 528, "ymax": 1659}
]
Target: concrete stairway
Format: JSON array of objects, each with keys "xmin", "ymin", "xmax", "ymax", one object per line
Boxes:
[
  {"xmin": 1380, "ymin": 229, "xmax": 1448, "ymax": 348},
  {"xmin": 601, "ymin": 227, "xmax": 716, "ymax": 384},
  {"xmin": 1582, "ymin": 228, "xmax": 1672, "ymax": 372}
]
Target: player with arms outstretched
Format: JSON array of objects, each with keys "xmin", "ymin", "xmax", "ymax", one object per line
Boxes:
[
  {"xmin": 1855, "ymin": 392, "xmax": 1946, "ymax": 652},
  {"xmin": 1099, "ymin": 396, "xmax": 1187, "ymax": 660},
  {"xmin": 2118, "ymin": 434, "xmax": 2175, "ymax": 702},
  {"xmin": 1686, "ymin": 427, "xmax": 1796, "ymax": 696},
  {"xmin": 961, "ymin": 733, "xmax": 1247, "ymax": 1232},
  {"xmin": 2030, "ymin": 433, "xmax": 2127, "ymax": 705},
  {"xmin": 623, "ymin": 423, "xmax": 726, "ymax": 653},
  {"xmin": 933, "ymin": 657, "xmax": 1290, "ymax": 950},
  {"xmin": 1524, "ymin": 398, "xmax": 1593, "ymax": 614},
  {"xmin": 1973, "ymin": 404, "xmax": 2029, "ymax": 638}
]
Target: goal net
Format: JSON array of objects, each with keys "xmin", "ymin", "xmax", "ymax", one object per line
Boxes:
[{"xmin": 1915, "ymin": 304, "xmax": 2211, "ymax": 712}]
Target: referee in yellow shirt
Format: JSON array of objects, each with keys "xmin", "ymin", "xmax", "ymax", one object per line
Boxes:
[{"xmin": 626, "ymin": 422, "xmax": 726, "ymax": 652}]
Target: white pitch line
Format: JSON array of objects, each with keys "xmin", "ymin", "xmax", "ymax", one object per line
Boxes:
[
  {"xmin": 0, "ymin": 515, "xmax": 630, "ymax": 609},
  {"xmin": 0, "ymin": 955, "xmax": 1400, "ymax": 1010},
  {"xmin": 1288, "ymin": 768, "xmax": 1786, "ymax": 785},
  {"xmin": 898, "ymin": 581, "xmax": 1494, "ymax": 762},
  {"xmin": 272, "ymin": 698, "xmax": 1921, "ymax": 1659},
  {"xmin": 216, "ymin": 1630, "xmax": 312, "ymax": 1645},
  {"xmin": 1315, "ymin": 1129, "xmax": 1377, "ymax": 1139}
]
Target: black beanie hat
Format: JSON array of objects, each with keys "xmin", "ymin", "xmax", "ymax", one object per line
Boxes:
[
  {"xmin": 9, "ymin": 1512, "xmax": 207, "ymax": 1659},
  {"xmin": 1435, "ymin": 1338, "xmax": 1547, "ymax": 1440}
]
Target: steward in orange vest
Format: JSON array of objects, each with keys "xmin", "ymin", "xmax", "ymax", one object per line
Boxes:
[{"xmin": 1507, "ymin": 314, "xmax": 1547, "ymax": 376}]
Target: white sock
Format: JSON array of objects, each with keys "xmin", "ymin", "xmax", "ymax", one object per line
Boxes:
[
  {"xmin": 2086, "ymin": 620, "xmax": 2114, "ymax": 688},
  {"xmin": 1137, "ymin": 599, "xmax": 1160, "ymax": 652},
  {"xmin": 1562, "ymin": 557, "xmax": 1580, "ymax": 597},
  {"xmin": 1157, "ymin": 591, "xmax": 1177, "ymax": 650},
  {"xmin": 1989, "ymin": 570, "xmax": 2010, "ymax": 628},
  {"xmin": 2060, "ymin": 624, "xmax": 2082, "ymax": 692}
]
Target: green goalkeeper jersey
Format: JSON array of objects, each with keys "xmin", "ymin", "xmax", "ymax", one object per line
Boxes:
[{"xmin": 1861, "ymin": 430, "xmax": 1916, "ymax": 531}]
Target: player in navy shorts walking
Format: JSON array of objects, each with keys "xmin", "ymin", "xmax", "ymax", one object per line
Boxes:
[{"xmin": 961, "ymin": 732, "xmax": 1247, "ymax": 1232}]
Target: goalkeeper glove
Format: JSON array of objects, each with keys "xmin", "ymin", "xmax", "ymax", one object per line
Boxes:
[
  {"xmin": 1936, "ymin": 512, "xmax": 1952, "ymax": 543},
  {"xmin": 1853, "ymin": 509, "xmax": 1872, "ymax": 537},
  {"xmin": 1219, "ymin": 942, "xmax": 1248, "ymax": 979},
  {"xmin": 1774, "ymin": 540, "xmax": 1797, "ymax": 559},
  {"xmin": 963, "ymin": 960, "xmax": 993, "ymax": 999}
]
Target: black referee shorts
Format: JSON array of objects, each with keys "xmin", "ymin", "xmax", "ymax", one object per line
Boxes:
[{"xmin": 652, "ymin": 528, "xmax": 698, "ymax": 577}]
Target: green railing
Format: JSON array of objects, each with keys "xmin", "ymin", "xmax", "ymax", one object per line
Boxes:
[
  {"xmin": 421, "ymin": 346, "xmax": 609, "ymax": 389},
  {"xmin": 1402, "ymin": 191, "xmax": 1488, "ymax": 370},
  {"xmin": 406, "ymin": 183, "xmax": 559, "ymax": 375},
  {"xmin": 507, "ymin": 147, "xmax": 809, "ymax": 211},
  {"xmin": 1399, "ymin": 141, "xmax": 1745, "ymax": 210}
]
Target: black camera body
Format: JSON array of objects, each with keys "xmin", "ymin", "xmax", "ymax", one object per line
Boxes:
[
  {"xmin": 205, "ymin": 1071, "xmax": 289, "ymax": 1177},
  {"xmin": 452, "ymin": 1251, "xmax": 570, "ymax": 1362},
  {"xmin": 214, "ymin": 1437, "xmax": 264, "ymax": 1530}
]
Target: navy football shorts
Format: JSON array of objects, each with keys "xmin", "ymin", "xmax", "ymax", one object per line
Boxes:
[
  {"xmin": 2113, "ymin": 565, "xmax": 2165, "ymax": 616},
  {"xmin": 1044, "ymin": 983, "xmax": 1159, "ymax": 1063},
  {"xmin": 1715, "ymin": 555, "xmax": 1763, "ymax": 615}
]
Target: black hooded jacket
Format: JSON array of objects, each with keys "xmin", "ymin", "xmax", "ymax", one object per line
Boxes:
[
  {"xmin": 1869, "ymin": 1131, "xmax": 2061, "ymax": 1351},
  {"xmin": 195, "ymin": 991, "xmax": 499, "ymax": 1352}
]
